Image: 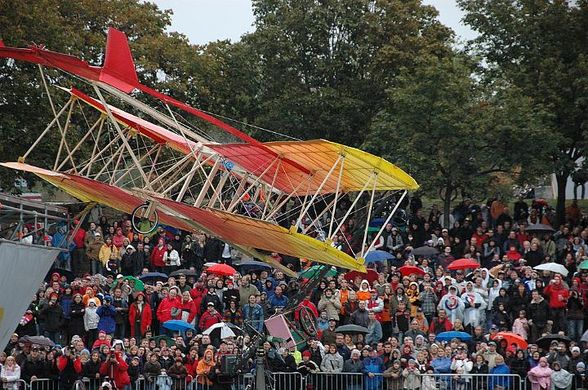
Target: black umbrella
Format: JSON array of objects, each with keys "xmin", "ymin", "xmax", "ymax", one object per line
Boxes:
[
  {"xmin": 138, "ymin": 272, "xmax": 169, "ymax": 282},
  {"xmin": 19, "ymin": 335, "xmax": 55, "ymax": 347},
  {"xmin": 170, "ymin": 269, "xmax": 198, "ymax": 277},
  {"xmin": 536, "ymin": 334, "xmax": 571, "ymax": 350},
  {"xmin": 236, "ymin": 260, "xmax": 272, "ymax": 274},
  {"xmin": 334, "ymin": 324, "xmax": 369, "ymax": 334},
  {"xmin": 412, "ymin": 246, "xmax": 439, "ymax": 256},
  {"xmin": 526, "ymin": 224, "xmax": 555, "ymax": 234},
  {"xmin": 45, "ymin": 268, "xmax": 75, "ymax": 283}
]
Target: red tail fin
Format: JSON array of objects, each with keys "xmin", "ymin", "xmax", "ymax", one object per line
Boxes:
[{"xmin": 99, "ymin": 28, "xmax": 139, "ymax": 93}]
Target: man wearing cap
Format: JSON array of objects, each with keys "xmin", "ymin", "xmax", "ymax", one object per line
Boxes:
[
  {"xmin": 200, "ymin": 286, "xmax": 222, "ymax": 313},
  {"xmin": 483, "ymin": 341, "xmax": 500, "ymax": 369},
  {"xmin": 96, "ymin": 295, "xmax": 117, "ymax": 337},
  {"xmin": 318, "ymin": 288, "xmax": 342, "ymax": 322},
  {"xmin": 199, "ymin": 302, "xmax": 223, "ymax": 334},
  {"xmin": 363, "ymin": 346, "xmax": 384, "ymax": 390},
  {"xmin": 298, "ymin": 350, "xmax": 320, "ymax": 375},
  {"xmin": 21, "ymin": 345, "xmax": 48, "ymax": 383},
  {"xmin": 570, "ymin": 346, "xmax": 583, "ymax": 369},
  {"xmin": 547, "ymin": 342, "xmax": 571, "ymax": 371}
]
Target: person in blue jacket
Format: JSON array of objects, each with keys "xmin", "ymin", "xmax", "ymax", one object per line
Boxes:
[
  {"xmin": 268, "ymin": 285, "xmax": 289, "ymax": 313},
  {"xmin": 431, "ymin": 347, "xmax": 452, "ymax": 387},
  {"xmin": 242, "ymin": 294, "xmax": 265, "ymax": 333},
  {"xmin": 362, "ymin": 346, "xmax": 384, "ymax": 390},
  {"xmin": 488, "ymin": 355, "xmax": 512, "ymax": 390},
  {"xmin": 96, "ymin": 295, "xmax": 117, "ymax": 336}
]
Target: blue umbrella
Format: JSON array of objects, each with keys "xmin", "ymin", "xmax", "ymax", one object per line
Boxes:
[
  {"xmin": 236, "ymin": 260, "xmax": 272, "ymax": 274},
  {"xmin": 436, "ymin": 331, "xmax": 472, "ymax": 342},
  {"xmin": 138, "ymin": 272, "xmax": 168, "ymax": 282},
  {"xmin": 365, "ymin": 250, "xmax": 394, "ymax": 263},
  {"xmin": 163, "ymin": 320, "xmax": 195, "ymax": 332}
]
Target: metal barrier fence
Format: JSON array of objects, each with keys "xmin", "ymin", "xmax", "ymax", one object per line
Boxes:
[
  {"xmin": 10, "ymin": 372, "xmax": 531, "ymax": 390},
  {"xmin": 1, "ymin": 379, "xmax": 27, "ymax": 390},
  {"xmin": 27, "ymin": 378, "xmax": 58, "ymax": 390},
  {"xmin": 259, "ymin": 372, "xmax": 527, "ymax": 390}
]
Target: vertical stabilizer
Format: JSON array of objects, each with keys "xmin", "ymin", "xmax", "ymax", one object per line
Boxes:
[{"xmin": 99, "ymin": 28, "xmax": 139, "ymax": 93}]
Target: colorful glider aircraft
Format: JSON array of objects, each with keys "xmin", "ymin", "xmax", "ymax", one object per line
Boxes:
[{"xmin": 0, "ymin": 28, "xmax": 418, "ymax": 276}]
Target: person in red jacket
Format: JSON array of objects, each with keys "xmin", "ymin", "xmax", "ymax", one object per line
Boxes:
[
  {"xmin": 100, "ymin": 350, "xmax": 131, "ymax": 390},
  {"xmin": 542, "ymin": 273, "xmax": 570, "ymax": 333},
  {"xmin": 128, "ymin": 292, "xmax": 152, "ymax": 341},
  {"xmin": 199, "ymin": 302, "xmax": 223, "ymax": 332},
  {"xmin": 56, "ymin": 348, "xmax": 83, "ymax": 389},
  {"xmin": 157, "ymin": 286, "xmax": 182, "ymax": 334},
  {"xmin": 150, "ymin": 238, "xmax": 167, "ymax": 272},
  {"xmin": 180, "ymin": 291, "xmax": 199, "ymax": 325},
  {"xmin": 189, "ymin": 280, "xmax": 207, "ymax": 317},
  {"xmin": 428, "ymin": 308, "xmax": 454, "ymax": 335}
]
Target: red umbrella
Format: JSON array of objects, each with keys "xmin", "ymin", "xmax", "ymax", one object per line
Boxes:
[
  {"xmin": 492, "ymin": 331, "xmax": 528, "ymax": 350},
  {"xmin": 398, "ymin": 265, "xmax": 425, "ymax": 277},
  {"xmin": 344, "ymin": 269, "xmax": 378, "ymax": 284},
  {"xmin": 447, "ymin": 258, "xmax": 480, "ymax": 271},
  {"xmin": 207, "ymin": 263, "xmax": 237, "ymax": 276}
]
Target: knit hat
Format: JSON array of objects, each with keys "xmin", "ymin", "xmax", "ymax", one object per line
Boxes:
[
  {"xmin": 571, "ymin": 346, "xmax": 580, "ymax": 353},
  {"xmin": 302, "ymin": 350, "xmax": 312, "ymax": 358},
  {"xmin": 577, "ymin": 362, "xmax": 586, "ymax": 370}
]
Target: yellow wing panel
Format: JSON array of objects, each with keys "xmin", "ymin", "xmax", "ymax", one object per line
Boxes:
[{"xmin": 1, "ymin": 162, "xmax": 366, "ymax": 272}]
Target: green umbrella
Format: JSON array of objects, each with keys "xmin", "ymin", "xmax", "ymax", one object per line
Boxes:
[
  {"xmin": 123, "ymin": 276, "xmax": 145, "ymax": 292},
  {"xmin": 579, "ymin": 259, "xmax": 588, "ymax": 271},
  {"xmin": 299, "ymin": 265, "xmax": 338, "ymax": 279}
]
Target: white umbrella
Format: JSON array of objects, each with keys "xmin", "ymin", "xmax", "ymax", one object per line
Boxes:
[
  {"xmin": 534, "ymin": 262, "xmax": 569, "ymax": 277},
  {"xmin": 202, "ymin": 322, "xmax": 236, "ymax": 339}
]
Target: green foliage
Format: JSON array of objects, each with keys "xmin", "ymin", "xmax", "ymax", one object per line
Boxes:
[
  {"xmin": 457, "ymin": 0, "xmax": 588, "ymax": 223},
  {"xmin": 365, "ymin": 54, "xmax": 558, "ymax": 223},
  {"xmin": 245, "ymin": 0, "xmax": 453, "ymax": 143},
  {"xmin": 0, "ymin": 0, "xmax": 186, "ymax": 188}
]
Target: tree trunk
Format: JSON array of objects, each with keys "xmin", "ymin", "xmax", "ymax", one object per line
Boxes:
[
  {"xmin": 555, "ymin": 173, "xmax": 568, "ymax": 227},
  {"xmin": 443, "ymin": 185, "xmax": 454, "ymax": 228}
]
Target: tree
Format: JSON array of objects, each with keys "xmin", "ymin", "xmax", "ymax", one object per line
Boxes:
[
  {"xmin": 0, "ymin": 0, "xmax": 194, "ymax": 189},
  {"xmin": 457, "ymin": 0, "xmax": 588, "ymax": 225},
  {"xmin": 365, "ymin": 55, "xmax": 558, "ymax": 226},
  {"xmin": 245, "ymin": 0, "xmax": 453, "ymax": 144}
]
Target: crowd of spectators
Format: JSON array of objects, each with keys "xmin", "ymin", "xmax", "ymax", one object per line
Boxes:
[{"xmin": 1, "ymin": 197, "xmax": 587, "ymax": 390}]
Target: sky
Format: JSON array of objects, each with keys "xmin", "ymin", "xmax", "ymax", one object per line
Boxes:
[{"xmin": 150, "ymin": 0, "xmax": 477, "ymax": 45}]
